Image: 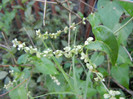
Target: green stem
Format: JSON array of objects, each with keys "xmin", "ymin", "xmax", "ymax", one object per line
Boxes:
[
  {"xmin": 72, "ymin": 56, "xmax": 78, "ymax": 93},
  {"xmin": 84, "ymin": 71, "xmax": 91, "ymax": 99},
  {"xmin": 33, "ymin": 92, "xmax": 76, "ymax": 98},
  {"xmin": 41, "ymin": 38, "xmax": 73, "ymax": 90},
  {"xmin": 52, "ymin": 57, "xmax": 73, "ymax": 90},
  {"xmin": 114, "ymin": 17, "xmax": 133, "ymax": 34}
]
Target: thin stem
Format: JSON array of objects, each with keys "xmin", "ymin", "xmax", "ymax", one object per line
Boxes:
[
  {"xmin": 55, "ymin": 0, "xmax": 81, "ymax": 19},
  {"xmin": 67, "ymin": 0, "xmax": 71, "ymax": 46},
  {"xmin": 0, "ymin": 64, "xmax": 32, "ymax": 67},
  {"xmin": 101, "ymin": 81, "xmax": 109, "ymax": 93},
  {"xmin": 41, "ymin": 39, "xmax": 73, "ymax": 90},
  {"xmin": 33, "ymin": 92, "xmax": 76, "ymax": 98},
  {"xmin": 52, "ymin": 57, "xmax": 73, "ymax": 90},
  {"xmin": 122, "ymin": 46, "xmax": 132, "ymax": 62},
  {"xmin": 84, "ymin": 71, "xmax": 91, "ymax": 99},
  {"xmin": 0, "ymin": 79, "xmax": 28, "ymax": 97},
  {"xmin": 114, "ymin": 17, "xmax": 133, "ymax": 34},
  {"xmin": 24, "ymin": 27, "xmax": 35, "ymax": 47},
  {"xmin": 2, "ymin": 32, "xmax": 17, "ymax": 64},
  {"xmin": 43, "ymin": 0, "xmax": 47, "ymax": 26},
  {"xmin": 107, "ymin": 56, "xmax": 111, "ymax": 88},
  {"xmin": 72, "ymin": 56, "xmax": 78, "ymax": 94},
  {"xmin": 78, "ymin": 0, "xmax": 97, "ymax": 12}
]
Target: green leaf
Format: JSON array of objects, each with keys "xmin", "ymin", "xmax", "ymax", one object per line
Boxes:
[
  {"xmin": 9, "ymin": 66, "xmax": 20, "ymax": 72},
  {"xmin": 87, "ymin": 88, "xmax": 97, "ymax": 97},
  {"xmin": 119, "ymin": 1, "xmax": 133, "ymax": 16},
  {"xmin": 92, "ymin": 26, "xmax": 118, "ymax": 65},
  {"xmin": 0, "ymin": 71, "xmax": 8, "ymax": 79},
  {"xmin": 111, "ymin": 64, "xmax": 129, "ymax": 88},
  {"xmin": 96, "ymin": 85, "xmax": 107, "ymax": 98},
  {"xmin": 78, "ymin": 12, "xmax": 84, "ymax": 18},
  {"xmin": 87, "ymin": 12, "xmax": 101, "ymax": 28},
  {"xmin": 9, "ymin": 85, "xmax": 28, "ymax": 99},
  {"xmin": 117, "ymin": 46, "xmax": 131, "ymax": 64},
  {"xmin": 97, "ymin": 0, "xmax": 124, "ymax": 29},
  {"xmin": 91, "ymin": 52, "xmax": 104, "ymax": 66},
  {"xmin": 12, "ymin": 5, "xmax": 24, "ymax": 10},
  {"xmin": 97, "ymin": 68, "xmax": 108, "ymax": 77},
  {"xmin": 113, "ymin": 18, "xmax": 133, "ymax": 46},
  {"xmin": 2, "ymin": 0, "xmax": 10, "ymax": 4},
  {"xmin": 17, "ymin": 54, "xmax": 29, "ymax": 64},
  {"xmin": 86, "ymin": 41, "xmax": 112, "ymax": 63},
  {"xmin": 34, "ymin": 57, "xmax": 59, "ymax": 75}
]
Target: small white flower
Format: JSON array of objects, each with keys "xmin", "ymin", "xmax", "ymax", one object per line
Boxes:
[
  {"xmin": 94, "ymin": 77, "xmax": 99, "ymax": 81},
  {"xmin": 97, "ymin": 72, "xmax": 103, "ymax": 78},
  {"xmin": 27, "ymin": 91, "xmax": 31, "ymax": 96},
  {"xmin": 9, "ymin": 70, "xmax": 14, "ymax": 73},
  {"xmin": 87, "ymin": 64, "xmax": 93, "ymax": 71},
  {"xmin": 87, "ymin": 37, "xmax": 94, "ymax": 42},
  {"xmin": 64, "ymin": 52, "xmax": 72, "ymax": 58},
  {"xmin": 12, "ymin": 38, "xmax": 19, "ymax": 47},
  {"xmin": 57, "ymin": 30, "xmax": 62, "ymax": 35},
  {"xmin": 57, "ymin": 82, "xmax": 60, "ymax": 85},
  {"xmin": 24, "ymin": 47, "xmax": 30, "ymax": 52},
  {"xmin": 4, "ymin": 85, "xmax": 7, "ymax": 89},
  {"xmin": 110, "ymin": 96, "xmax": 116, "ymax": 99},
  {"xmin": 115, "ymin": 91, "xmax": 121, "ymax": 95},
  {"xmin": 64, "ymin": 46, "xmax": 71, "ymax": 52},
  {"xmin": 82, "ymin": 17, "xmax": 86, "ymax": 24},
  {"xmin": 36, "ymin": 29, "xmax": 40, "ymax": 35},
  {"xmin": 104, "ymin": 93, "xmax": 110, "ymax": 98},
  {"xmin": 109, "ymin": 90, "xmax": 116, "ymax": 96},
  {"xmin": 80, "ymin": 52, "xmax": 86, "ymax": 60},
  {"xmin": 64, "ymin": 26, "xmax": 68, "ymax": 33},
  {"xmin": 84, "ymin": 41, "xmax": 89, "ymax": 45}
]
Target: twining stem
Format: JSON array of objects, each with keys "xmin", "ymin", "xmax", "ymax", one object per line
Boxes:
[{"xmin": 114, "ymin": 17, "xmax": 133, "ymax": 34}]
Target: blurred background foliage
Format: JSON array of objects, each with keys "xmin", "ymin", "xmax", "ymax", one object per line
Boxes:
[{"xmin": 0, "ymin": 0, "xmax": 133, "ymax": 99}]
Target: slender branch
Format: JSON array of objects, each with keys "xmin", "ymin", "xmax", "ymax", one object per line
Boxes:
[
  {"xmin": 114, "ymin": 17, "xmax": 133, "ymax": 34},
  {"xmin": 0, "ymin": 64, "xmax": 33, "ymax": 67},
  {"xmin": 107, "ymin": 56, "xmax": 111, "ymax": 88},
  {"xmin": 34, "ymin": 0, "xmax": 57, "ymax": 4},
  {"xmin": 112, "ymin": 79, "xmax": 133, "ymax": 96},
  {"xmin": 78, "ymin": 0, "xmax": 97, "ymax": 12},
  {"xmin": 66, "ymin": 0, "xmax": 71, "ymax": 46},
  {"xmin": 43, "ymin": 0, "xmax": 47, "ymax": 26},
  {"xmin": 0, "ymin": 44, "xmax": 8, "ymax": 49},
  {"xmin": 24, "ymin": 28, "xmax": 35, "ymax": 47},
  {"xmin": 55, "ymin": 0, "xmax": 81, "ymax": 19},
  {"xmin": 1, "ymin": 32, "xmax": 17, "ymax": 64},
  {"xmin": 122, "ymin": 46, "xmax": 132, "ymax": 62},
  {"xmin": 0, "ymin": 79, "xmax": 28, "ymax": 97}
]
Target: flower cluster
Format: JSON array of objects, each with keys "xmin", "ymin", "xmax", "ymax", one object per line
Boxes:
[
  {"xmin": 84, "ymin": 37, "xmax": 94, "ymax": 46},
  {"xmin": 12, "ymin": 38, "xmax": 26, "ymax": 50},
  {"xmin": 9, "ymin": 70, "xmax": 14, "ymax": 75},
  {"xmin": 4, "ymin": 80, "xmax": 17, "ymax": 89},
  {"xmin": 94, "ymin": 72, "xmax": 105, "ymax": 82},
  {"xmin": 82, "ymin": 17, "xmax": 86, "ymax": 24},
  {"xmin": 36, "ymin": 22, "xmax": 76, "ymax": 40},
  {"xmin": 104, "ymin": 90, "xmax": 122, "ymax": 99},
  {"xmin": 53, "ymin": 50, "xmax": 63, "ymax": 58},
  {"xmin": 50, "ymin": 75, "xmax": 60, "ymax": 86}
]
